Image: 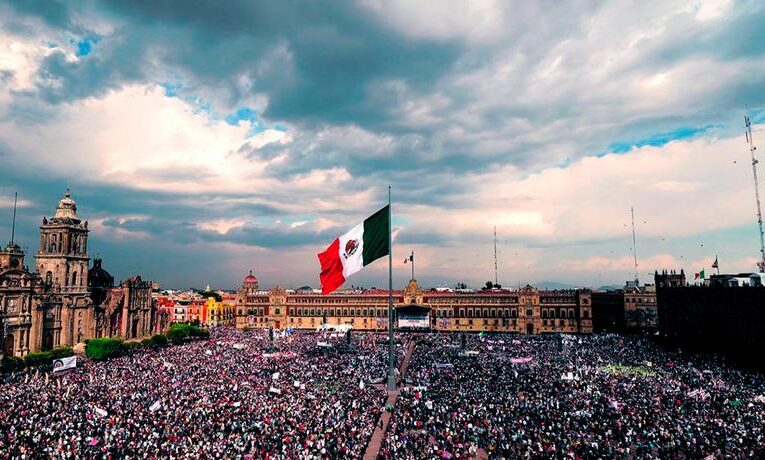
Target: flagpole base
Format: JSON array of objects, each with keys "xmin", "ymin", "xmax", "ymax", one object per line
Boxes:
[{"xmin": 386, "ymin": 373, "xmax": 396, "ymax": 390}]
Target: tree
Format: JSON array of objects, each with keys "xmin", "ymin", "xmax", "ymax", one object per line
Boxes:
[
  {"xmin": 455, "ymin": 282, "xmax": 467, "ymax": 290},
  {"xmin": 86, "ymin": 338, "xmax": 125, "ymax": 361},
  {"xmin": 485, "ymin": 281, "xmax": 494, "ymax": 289},
  {"xmin": 200, "ymin": 291, "xmax": 222, "ymax": 302}
]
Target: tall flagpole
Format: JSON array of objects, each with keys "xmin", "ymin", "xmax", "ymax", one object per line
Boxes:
[
  {"xmin": 387, "ymin": 186, "xmax": 396, "ymax": 390},
  {"xmin": 411, "ymin": 250, "xmax": 415, "ymax": 280},
  {"xmin": 11, "ymin": 192, "xmax": 18, "ymax": 245}
]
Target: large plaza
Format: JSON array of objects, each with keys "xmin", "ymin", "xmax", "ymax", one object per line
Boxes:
[{"xmin": 2, "ymin": 328, "xmax": 764, "ymax": 459}]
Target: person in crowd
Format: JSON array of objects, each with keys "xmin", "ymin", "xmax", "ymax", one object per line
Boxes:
[
  {"xmin": 0, "ymin": 327, "xmax": 404, "ymax": 459},
  {"xmin": 380, "ymin": 334, "xmax": 765, "ymax": 460}
]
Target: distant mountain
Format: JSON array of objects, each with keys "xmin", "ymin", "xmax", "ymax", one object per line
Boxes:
[
  {"xmin": 596, "ymin": 284, "xmax": 623, "ymax": 291},
  {"xmin": 536, "ymin": 281, "xmax": 577, "ymax": 290}
]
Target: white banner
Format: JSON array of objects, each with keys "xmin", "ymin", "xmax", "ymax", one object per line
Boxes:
[
  {"xmin": 52, "ymin": 356, "xmax": 77, "ymax": 373},
  {"xmin": 269, "ymin": 386, "xmax": 282, "ymax": 394},
  {"xmin": 149, "ymin": 401, "xmax": 162, "ymax": 412},
  {"xmin": 398, "ymin": 317, "xmax": 429, "ymax": 328}
]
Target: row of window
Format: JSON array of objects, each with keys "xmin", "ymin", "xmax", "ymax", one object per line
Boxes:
[
  {"xmin": 542, "ymin": 319, "xmax": 576, "ymax": 327},
  {"xmin": 244, "ymin": 298, "xmax": 584, "ymax": 307},
  {"xmin": 241, "ymin": 307, "xmax": 589, "ymax": 320},
  {"xmin": 625, "ymin": 297, "xmax": 656, "ymax": 304},
  {"xmin": 540, "ymin": 297, "xmax": 575, "ymax": 304},
  {"xmin": 289, "ymin": 308, "xmax": 389, "ymax": 317},
  {"xmin": 541, "ymin": 308, "xmax": 576, "ymax": 319},
  {"xmin": 426, "ymin": 297, "xmax": 520, "ymax": 304}
]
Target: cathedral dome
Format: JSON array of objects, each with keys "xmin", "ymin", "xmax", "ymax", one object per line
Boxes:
[
  {"xmin": 54, "ymin": 189, "xmax": 78, "ymax": 220},
  {"xmin": 243, "ymin": 270, "xmax": 258, "ymax": 284},
  {"xmin": 88, "ymin": 258, "xmax": 114, "ymax": 289}
]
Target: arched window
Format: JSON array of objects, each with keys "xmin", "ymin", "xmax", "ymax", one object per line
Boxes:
[
  {"xmin": 72, "ymin": 272, "xmax": 77, "ymax": 286},
  {"xmin": 45, "ymin": 271, "xmax": 52, "ymax": 285},
  {"xmin": 51, "ymin": 243, "xmax": 56, "ymax": 253}
]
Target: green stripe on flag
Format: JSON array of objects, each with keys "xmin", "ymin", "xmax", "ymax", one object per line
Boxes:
[{"xmin": 362, "ymin": 205, "xmax": 389, "ymax": 266}]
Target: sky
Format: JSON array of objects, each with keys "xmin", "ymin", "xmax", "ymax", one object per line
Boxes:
[{"xmin": 1, "ymin": 0, "xmax": 765, "ymax": 291}]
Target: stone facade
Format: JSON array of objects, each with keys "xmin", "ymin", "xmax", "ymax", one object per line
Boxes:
[
  {"xmin": 234, "ymin": 273, "xmax": 593, "ymax": 334},
  {"xmin": 0, "ymin": 190, "xmax": 160, "ymax": 359},
  {"xmin": 0, "ymin": 243, "xmax": 42, "ymax": 357},
  {"xmin": 34, "ymin": 190, "xmax": 93, "ymax": 349},
  {"xmin": 623, "ymin": 285, "xmax": 657, "ymax": 330},
  {"xmin": 95, "ymin": 276, "xmax": 158, "ymax": 340}
]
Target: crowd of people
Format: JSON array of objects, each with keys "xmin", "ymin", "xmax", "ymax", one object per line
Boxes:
[
  {"xmin": 0, "ymin": 328, "xmax": 404, "ymax": 459},
  {"xmin": 380, "ymin": 334, "xmax": 765, "ymax": 459},
  {"xmin": 3, "ymin": 328, "xmax": 765, "ymax": 459}
]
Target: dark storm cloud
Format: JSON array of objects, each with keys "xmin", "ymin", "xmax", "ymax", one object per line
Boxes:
[
  {"xmin": 7, "ymin": 0, "xmax": 763, "ymax": 184},
  {"xmin": 2, "ymin": 0, "xmax": 765, "ymax": 288},
  {"xmin": 98, "ymin": 214, "xmax": 342, "ymax": 249},
  {"xmin": 7, "ymin": 0, "xmax": 462, "ymax": 126},
  {"xmin": 5, "ymin": 0, "xmax": 72, "ymax": 29}
]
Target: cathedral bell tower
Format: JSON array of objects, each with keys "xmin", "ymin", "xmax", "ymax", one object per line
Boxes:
[
  {"xmin": 35, "ymin": 189, "xmax": 90, "ymax": 292},
  {"xmin": 34, "ymin": 189, "xmax": 93, "ymax": 349}
]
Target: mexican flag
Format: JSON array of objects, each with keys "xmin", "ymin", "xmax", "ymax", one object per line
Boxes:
[{"xmin": 317, "ymin": 205, "xmax": 389, "ymax": 294}]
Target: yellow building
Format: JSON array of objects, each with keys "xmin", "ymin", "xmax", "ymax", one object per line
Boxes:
[{"xmin": 203, "ymin": 296, "xmax": 235, "ymax": 326}]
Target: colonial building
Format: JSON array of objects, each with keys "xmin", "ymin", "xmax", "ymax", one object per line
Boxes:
[
  {"xmin": 235, "ymin": 270, "xmax": 261, "ymax": 329},
  {"xmin": 591, "ymin": 283, "xmax": 658, "ymax": 333},
  {"xmin": 234, "ymin": 273, "xmax": 593, "ymax": 334},
  {"xmin": 623, "ymin": 285, "xmax": 657, "ymax": 330},
  {"xmin": 96, "ymin": 275, "xmax": 159, "ymax": 340},
  {"xmin": 202, "ymin": 295, "xmax": 235, "ymax": 326},
  {"xmin": 34, "ymin": 190, "xmax": 94, "ymax": 349},
  {"xmin": 0, "ymin": 190, "xmax": 161, "ymax": 359},
  {"xmin": 0, "ymin": 243, "xmax": 42, "ymax": 357}
]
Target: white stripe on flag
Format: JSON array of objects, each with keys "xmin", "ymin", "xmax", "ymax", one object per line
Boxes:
[{"xmin": 339, "ymin": 222, "xmax": 364, "ymax": 279}]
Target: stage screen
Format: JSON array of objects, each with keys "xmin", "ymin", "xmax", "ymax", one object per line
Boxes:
[{"xmin": 398, "ymin": 313, "xmax": 430, "ymax": 328}]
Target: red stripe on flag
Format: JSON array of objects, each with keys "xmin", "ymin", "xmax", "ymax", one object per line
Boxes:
[{"xmin": 318, "ymin": 238, "xmax": 345, "ymax": 295}]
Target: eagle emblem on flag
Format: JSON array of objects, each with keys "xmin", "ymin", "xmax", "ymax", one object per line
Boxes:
[{"xmin": 344, "ymin": 239, "xmax": 359, "ymax": 258}]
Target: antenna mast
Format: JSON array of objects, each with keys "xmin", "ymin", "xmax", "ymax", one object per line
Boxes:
[
  {"xmin": 493, "ymin": 226, "xmax": 498, "ymax": 286},
  {"xmin": 745, "ymin": 115, "xmax": 765, "ymax": 272},
  {"xmin": 10, "ymin": 192, "xmax": 17, "ymax": 245},
  {"xmin": 631, "ymin": 207, "xmax": 639, "ymax": 285}
]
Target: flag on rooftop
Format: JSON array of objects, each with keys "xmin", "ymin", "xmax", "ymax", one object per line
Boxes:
[{"xmin": 317, "ymin": 205, "xmax": 389, "ymax": 295}]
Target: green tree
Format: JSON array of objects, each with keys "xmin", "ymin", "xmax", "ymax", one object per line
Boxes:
[
  {"xmin": 2, "ymin": 356, "xmax": 25, "ymax": 373},
  {"xmin": 24, "ymin": 351, "xmax": 54, "ymax": 367},
  {"xmin": 86, "ymin": 338, "xmax": 126, "ymax": 361}
]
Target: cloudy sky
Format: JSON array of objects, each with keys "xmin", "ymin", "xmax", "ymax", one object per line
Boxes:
[{"xmin": 1, "ymin": 0, "xmax": 764, "ymax": 290}]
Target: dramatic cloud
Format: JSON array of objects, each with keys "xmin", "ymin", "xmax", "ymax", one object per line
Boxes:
[{"xmin": 0, "ymin": 0, "xmax": 763, "ymax": 289}]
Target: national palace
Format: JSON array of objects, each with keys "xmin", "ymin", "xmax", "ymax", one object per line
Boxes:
[{"xmin": 231, "ymin": 272, "xmax": 593, "ymax": 334}]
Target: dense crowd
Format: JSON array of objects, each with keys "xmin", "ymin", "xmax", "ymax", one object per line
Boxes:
[
  {"xmin": 380, "ymin": 334, "xmax": 765, "ymax": 459},
  {"xmin": 3, "ymin": 329, "xmax": 765, "ymax": 459},
  {"xmin": 0, "ymin": 328, "xmax": 404, "ymax": 459}
]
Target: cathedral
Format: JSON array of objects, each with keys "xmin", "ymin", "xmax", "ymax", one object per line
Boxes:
[{"xmin": 0, "ymin": 190, "xmax": 162, "ymax": 358}]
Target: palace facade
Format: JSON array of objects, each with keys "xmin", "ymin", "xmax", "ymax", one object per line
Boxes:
[
  {"xmin": 234, "ymin": 273, "xmax": 593, "ymax": 334},
  {"xmin": 0, "ymin": 191, "xmax": 162, "ymax": 358}
]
